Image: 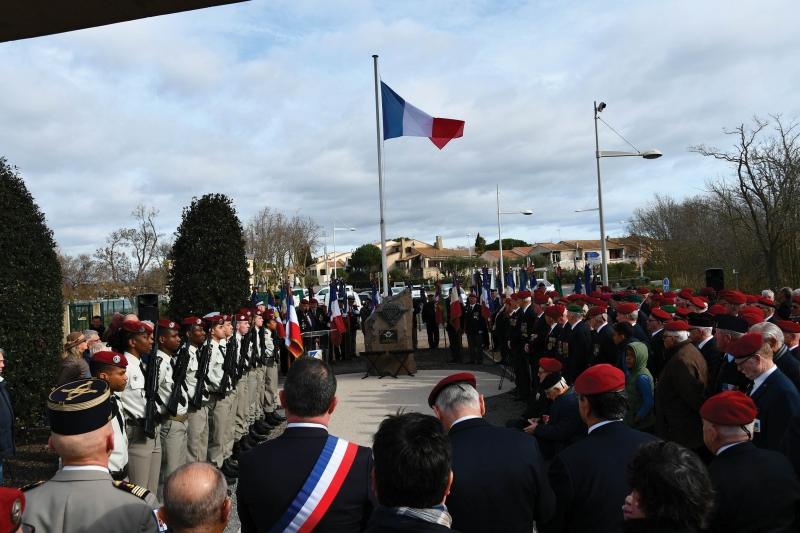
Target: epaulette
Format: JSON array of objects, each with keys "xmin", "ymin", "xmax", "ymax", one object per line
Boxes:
[
  {"xmin": 113, "ymin": 480, "xmax": 151, "ymax": 500},
  {"xmin": 20, "ymin": 480, "xmax": 44, "ymax": 492}
]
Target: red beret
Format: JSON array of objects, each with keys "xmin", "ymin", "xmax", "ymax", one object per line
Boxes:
[
  {"xmin": 239, "ymin": 309, "xmax": 254, "ymax": 317},
  {"xmin": 90, "ymin": 350, "xmax": 128, "ymax": 367},
  {"xmin": 157, "ymin": 318, "xmax": 179, "ymax": 330},
  {"xmin": 688, "ymin": 297, "xmax": 706, "ymax": 309},
  {"xmin": 539, "ymin": 358, "xmax": 563, "ymax": 372},
  {"xmin": 0, "ymin": 487, "xmax": 24, "ymax": 533},
  {"xmin": 262, "ymin": 309, "xmax": 275, "ymax": 320},
  {"xmin": 220, "ymin": 314, "xmax": 231, "ymax": 322},
  {"xmin": 650, "ymin": 294, "xmax": 664, "ymax": 302},
  {"xmin": 598, "ymin": 293, "xmax": 611, "ymax": 301},
  {"xmin": 234, "ymin": 313, "xmax": 247, "ymax": 321},
  {"xmin": 757, "ymin": 297, "xmax": 777, "ymax": 308},
  {"xmin": 533, "ymin": 294, "xmax": 550, "ymax": 305},
  {"xmin": 650, "ymin": 308, "xmax": 672, "ymax": 321},
  {"xmin": 725, "ymin": 291, "xmax": 747, "ymax": 305},
  {"xmin": 574, "ymin": 364, "xmax": 625, "ymax": 395},
  {"xmin": 121, "ymin": 321, "xmax": 153, "ymax": 335},
  {"xmin": 253, "ymin": 309, "xmax": 264, "ymax": 317},
  {"xmin": 738, "ymin": 306, "xmax": 764, "ymax": 316},
  {"xmin": 674, "ymin": 307, "xmax": 692, "ymax": 318},
  {"xmin": 727, "ymin": 332, "xmax": 766, "ymax": 359},
  {"xmin": 739, "ymin": 312, "xmax": 763, "ymax": 327},
  {"xmin": 661, "ymin": 298, "xmax": 676, "ymax": 305},
  {"xmin": 182, "ymin": 317, "xmax": 203, "ymax": 327},
  {"xmin": 300, "ymin": 299, "xmax": 309, "ymax": 305},
  {"xmin": 664, "ymin": 321, "xmax": 690, "ymax": 331},
  {"xmin": 699, "ymin": 287, "xmax": 716, "ymax": 296},
  {"xmin": 616, "ymin": 303, "xmax": 638, "ymax": 314},
  {"xmin": 510, "ymin": 292, "xmax": 519, "ymax": 299},
  {"xmin": 777, "ymin": 320, "xmax": 800, "ymax": 334},
  {"xmin": 547, "ymin": 291, "xmax": 560, "ymax": 298},
  {"xmin": 700, "ymin": 391, "xmax": 758, "ymax": 426},
  {"xmin": 587, "ymin": 306, "xmax": 607, "ymax": 318},
  {"xmin": 545, "ymin": 304, "xmax": 566, "ymax": 319},
  {"xmin": 504, "ymin": 298, "xmax": 513, "ymax": 304},
  {"xmin": 600, "ymin": 285, "xmax": 612, "ymax": 292},
  {"xmin": 664, "ymin": 292, "xmax": 677, "ymax": 298},
  {"xmin": 468, "ymin": 293, "xmax": 478, "ymax": 299},
  {"xmin": 745, "ymin": 294, "xmax": 758, "ymax": 304},
  {"xmin": 518, "ymin": 290, "xmax": 532, "ymax": 299},
  {"xmin": 708, "ymin": 304, "xmax": 726, "ymax": 316},
  {"xmin": 205, "ymin": 315, "xmax": 225, "ymax": 327},
  {"xmin": 428, "ymin": 372, "xmax": 477, "ymax": 407},
  {"xmin": 589, "ymin": 291, "xmax": 602, "ymax": 298},
  {"xmin": 652, "ymin": 288, "xmax": 663, "ymax": 294},
  {"xmin": 636, "ymin": 287, "xmax": 649, "ymax": 294}
]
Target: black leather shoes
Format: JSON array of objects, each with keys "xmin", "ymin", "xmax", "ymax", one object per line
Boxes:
[
  {"xmin": 268, "ymin": 411, "xmax": 286, "ymax": 422},
  {"xmin": 255, "ymin": 419, "xmax": 274, "ymax": 433},
  {"xmin": 249, "ymin": 429, "xmax": 268, "ymax": 442}
]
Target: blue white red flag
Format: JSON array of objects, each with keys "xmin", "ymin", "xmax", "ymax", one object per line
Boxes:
[
  {"xmin": 481, "ymin": 268, "xmax": 494, "ymax": 323},
  {"xmin": 381, "ymin": 82, "xmax": 465, "ymax": 149},
  {"xmin": 285, "ymin": 286, "xmax": 303, "ymax": 357}
]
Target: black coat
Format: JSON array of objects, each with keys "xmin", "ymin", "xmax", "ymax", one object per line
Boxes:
[
  {"xmin": 363, "ymin": 506, "xmax": 457, "ymax": 533},
  {"xmin": 560, "ymin": 320, "xmax": 591, "ymax": 384},
  {"xmin": 534, "ymin": 387, "xmax": 585, "ymax": 459},
  {"xmin": 518, "ymin": 305, "xmax": 538, "ymax": 346},
  {"xmin": 713, "ymin": 354, "xmax": 752, "ymax": 395},
  {"xmin": 237, "ymin": 426, "xmax": 375, "ymax": 532},
  {"xmin": 697, "ymin": 337, "xmax": 723, "ymax": 389},
  {"xmin": 774, "ymin": 345, "xmax": 800, "ymax": 393},
  {"xmin": 529, "ymin": 312, "xmax": 551, "ymax": 356},
  {"xmin": 648, "ymin": 329, "xmax": 665, "ymax": 378},
  {"xmin": 544, "ymin": 324, "xmax": 562, "ymax": 358},
  {"xmin": 781, "ymin": 411, "xmax": 800, "ymax": 480},
  {"xmin": 589, "ymin": 323, "xmax": 616, "ymax": 367},
  {"xmin": 632, "ymin": 323, "xmax": 651, "ymax": 348},
  {"xmin": 542, "ymin": 421, "xmax": 659, "ymax": 533},
  {"xmin": 421, "ymin": 302, "xmax": 437, "ymax": 325},
  {"xmin": 0, "ymin": 381, "xmax": 14, "ymax": 460},
  {"xmin": 750, "ymin": 368, "xmax": 800, "ymax": 451},
  {"xmin": 464, "ymin": 303, "xmax": 486, "ymax": 335},
  {"xmin": 447, "ymin": 418, "xmax": 555, "ymax": 533},
  {"xmin": 707, "ymin": 441, "xmax": 800, "ymax": 533}
]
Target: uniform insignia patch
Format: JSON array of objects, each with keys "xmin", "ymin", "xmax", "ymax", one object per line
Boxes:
[
  {"xmin": 113, "ymin": 480, "xmax": 152, "ymax": 500},
  {"xmin": 20, "ymin": 480, "xmax": 44, "ymax": 492}
]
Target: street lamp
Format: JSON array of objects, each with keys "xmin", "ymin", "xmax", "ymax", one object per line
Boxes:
[
  {"xmin": 332, "ymin": 215, "xmax": 355, "ymax": 280},
  {"xmin": 496, "ymin": 184, "xmax": 533, "ymax": 292},
  {"xmin": 593, "ymin": 101, "xmax": 661, "ymax": 286}
]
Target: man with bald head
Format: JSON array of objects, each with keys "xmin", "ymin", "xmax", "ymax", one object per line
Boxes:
[{"xmin": 160, "ymin": 462, "xmax": 230, "ymax": 533}]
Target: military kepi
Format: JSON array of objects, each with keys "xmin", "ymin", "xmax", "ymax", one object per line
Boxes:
[{"xmin": 48, "ymin": 378, "xmax": 112, "ymax": 436}]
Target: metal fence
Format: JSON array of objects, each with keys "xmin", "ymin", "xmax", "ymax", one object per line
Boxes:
[
  {"xmin": 68, "ymin": 304, "xmax": 93, "ymax": 333},
  {"xmin": 99, "ymin": 299, "xmax": 135, "ymax": 324}
]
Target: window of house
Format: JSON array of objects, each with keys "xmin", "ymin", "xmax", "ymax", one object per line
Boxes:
[
  {"xmin": 320, "ymin": 269, "xmax": 326, "ymax": 276},
  {"xmin": 551, "ymin": 252, "xmax": 561, "ymax": 262},
  {"xmin": 609, "ymin": 249, "xmax": 621, "ymax": 259}
]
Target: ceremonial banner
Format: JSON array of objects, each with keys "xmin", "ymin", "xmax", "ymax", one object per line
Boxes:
[{"xmin": 381, "ymin": 82, "xmax": 465, "ymax": 149}]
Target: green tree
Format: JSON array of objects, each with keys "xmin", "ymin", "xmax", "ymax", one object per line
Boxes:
[
  {"xmin": 474, "ymin": 233, "xmax": 487, "ymax": 255},
  {"xmin": 439, "ymin": 256, "xmax": 488, "ymax": 280},
  {"xmin": 0, "ymin": 158, "xmax": 63, "ymax": 426},
  {"xmin": 167, "ymin": 194, "xmax": 251, "ymax": 319},
  {"xmin": 388, "ymin": 268, "xmax": 406, "ymax": 283},
  {"xmin": 348, "ymin": 244, "xmax": 382, "ymax": 277},
  {"xmin": 485, "ymin": 238, "xmax": 530, "ymax": 251}
]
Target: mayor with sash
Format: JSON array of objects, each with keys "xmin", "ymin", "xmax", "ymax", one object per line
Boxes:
[{"xmin": 237, "ymin": 356, "xmax": 376, "ymax": 532}]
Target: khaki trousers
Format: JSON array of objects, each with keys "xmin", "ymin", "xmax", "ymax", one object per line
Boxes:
[
  {"xmin": 126, "ymin": 424, "xmax": 162, "ymax": 498},
  {"xmin": 235, "ymin": 378, "xmax": 249, "ymax": 440},
  {"xmin": 186, "ymin": 404, "xmax": 209, "ymax": 464},
  {"xmin": 263, "ymin": 359, "xmax": 279, "ymax": 414},
  {"xmin": 247, "ymin": 369, "xmax": 258, "ymax": 425},
  {"xmin": 224, "ymin": 387, "xmax": 239, "ymax": 457},
  {"xmin": 157, "ymin": 418, "xmax": 187, "ymax": 501},
  {"xmin": 254, "ymin": 366, "xmax": 266, "ymax": 419},
  {"xmin": 206, "ymin": 393, "xmax": 233, "ymax": 467}
]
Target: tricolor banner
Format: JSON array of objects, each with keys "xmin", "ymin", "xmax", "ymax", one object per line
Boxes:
[
  {"xmin": 285, "ymin": 288, "xmax": 303, "ymax": 358},
  {"xmin": 381, "ymin": 82, "xmax": 465, "ymax": 149}
]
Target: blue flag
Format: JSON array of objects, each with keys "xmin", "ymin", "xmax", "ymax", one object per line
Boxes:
[
  {"xmin": 584, "ymin": 264, "xmax": 591, "ymax": 295},
  {"xmin": 531, "ymin": 268, "xmax": 538, "ymax": 290},
  {"xmin": 521, "ymin": 269, "xmax": 528, "ymax": 291},
  {"xmin": 371, "ymin": 280, "xmax": 379, "ymax": 311},
  {"xmin": 574, "ymin": 273, "xmax": 583, "ymax": 295}
]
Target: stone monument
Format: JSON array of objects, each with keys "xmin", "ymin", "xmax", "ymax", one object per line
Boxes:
[{"xmin": 363, "ymin": 288, "xmax": 417, "ymax": 376}]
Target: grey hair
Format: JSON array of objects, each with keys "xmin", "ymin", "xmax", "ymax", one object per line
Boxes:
[
  {"xmin": 666, "ymin": 330, "xmax": 690, "ymax": 343},
  {"xmin": 626, "ymin": 310, "xmax": 639, "ymax": 321},
  {"xmin": 0, "ymin": 348, "xmax": 4, "ymax": 357},
  {"xmin": 794, "ymin": 289, "xmax": 800, "ymax": 298},
  {"xmin": 89, "ymin": 342, "xmax": 109, "ymax": 356},
  {"xmin": 163, "ymin": 462, "xmax": 227, "ymax": 530},
  {"xmin": 434, "ymin": 382, "xmax": 480, "ymax": 415},
  {"xmin": 567, "ymin": 311, "xmax": 584, "ymax": 320},
  {"xmin": 717, "ymin": 329, "xmax": 744, "ymax": 341},
  {"xmin": 82, "ymin": 330, "xmax": 99, "ymax": 341},
  {"xmin": 780, "ymin": 287, "xmax": 793, "ymax": 299},
  {"xmin": 695, "ymin": 326, "xmax": 713, "ymax": 337},
  {"xmin": 762, "ymin": 290, "xmax": 774, "ymax": 300},
  {"xmin": 749, "ymin": 322, "xmax": 784, "ymax": 349}
]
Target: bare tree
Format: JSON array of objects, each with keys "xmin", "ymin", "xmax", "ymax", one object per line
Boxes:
[{"xmin": 59, "ymin": 250, "xmax": 100, "ymax": 302}]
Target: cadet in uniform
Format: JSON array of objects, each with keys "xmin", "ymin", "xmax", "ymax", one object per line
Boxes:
[
  {"xmin": 183, "ymin": 317, "xmax": 209, "ymax": 464},
  {"xmin": 118, "ymin": 320, "xmax": 162, "ymax": 496},
  {"xmin": 233, "ymin": 313, "xmax": 256, "ymax": 451},
  {"xmin": 261, "ymin": 310, "xmax": 285, "ymax": 427},
  {"xmin": 89, "ymin": 350, "xmax": 129, "ymax": 481},
  {"xmin": 22, "ymin": 378, "xmax": 161, "ymax": 532},
  {"xmin": 205, "ymin": 315, "xmax": 236, "ymax": 480}
]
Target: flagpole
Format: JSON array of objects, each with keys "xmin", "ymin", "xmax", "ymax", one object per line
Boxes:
[{"xmin": 373, "ymin": 55, "xmax": 389, "ymax": 297}]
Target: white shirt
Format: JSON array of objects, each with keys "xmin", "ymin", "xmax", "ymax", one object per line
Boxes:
[
  {"xmin": 157, "ymin": 350, "xmax": 188, "ymax": 416},
  {"xmin": 751, "ymin": 364, "xmax": 779, "ymax": 396},
  {"xmin": 206, "ymin": 339, "xmax": 227, "ymax": 391},
  {"xmin": 108, "ymin": 394, "xmax": 128, "ymax": 472},
  {"xmin": 697, "ymin": 336, "xmax": 712, "ymax": 350},
  {"xmin": 185, "ymin": 345, "xmax": 199, "ymax": 398},
  {"xmin": 450, "ymin": 415, "xmax": 480, "ymax": 429},
  {"xmin": 62, "ymin": 465, "xmax": 110, "ymax": 473},
  {"xmin": 596, "ymin": 323, "xmax": 607, "ymax": 334},
  {"xmin": 286, "ymin": 422, "xmax": 328, "ymax": 431},
  {"xmin": 651, "ymin": 328, "xmax": 663, "ymax": 338},
  {"xmin": 716, "ymin": 441, "xmax": 747, "ymax": 455},
  {"xmin": 120, "ymin": 353, "xmax": 147, "ymax": 419},
  {"xmin": 587, "ymin": 419, "xmax": 622, "ymax": 434}
]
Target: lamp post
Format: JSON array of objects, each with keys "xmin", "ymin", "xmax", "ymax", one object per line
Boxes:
[
  {"xmin": 496, "ymin": 184, "xmax": 533, "ymax": 292},
  {"xmin": 332, "ymin": 215, "xmax": 355, "ymax": 280},
  {"xmin": 593, "ymin": 101, "xmax": 661, "ymax": 286}
]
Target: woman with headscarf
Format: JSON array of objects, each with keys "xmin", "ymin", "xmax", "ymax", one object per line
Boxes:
[
  {"xmin": 55, "ymin": 331, "xmax": 90, "ymax": 386},
  {"xmin": 624, "ymin": 341, "xmax": 655, "ymax": 433}
]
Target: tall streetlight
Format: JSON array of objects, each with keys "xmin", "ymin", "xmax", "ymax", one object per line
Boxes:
[
  {"xmin": 332, "ymin": 215, "xmax": 355, "ymax": 280},
  {"xmin": 497, "ymin": 184, "xmax": 533, "ymax": 292},
  {"xmin": 594, "ymin": 101, "xmax": 661, "ymax": 286}
]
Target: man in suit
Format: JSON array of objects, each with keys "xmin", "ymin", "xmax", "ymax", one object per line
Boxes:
[
  {"xmin": 430, "ymin": 372, "xmax": 555, "ymax": 532},
  {"xmin": 713, "ymin": 314, "xmax": 752, "ymax": 394},
  {"xmin": 530, "ymin": 371, "xmax": 585, "ymax": 460},
  {"xmin": 778, "ymin": 319, "xmax": 800, "ymax": 361},
  {"xmin": 645, "ymin": 308, "xmax": 669, "ymax": 378},
  {"xmin": 526, "ymin": 294, "xmax": 552, "ymax": 384},
  {"xmin": 728, "ymin": 332, "xmax": 800, "ymax": 451},
  {"xmin": 421, "ymin": 294, "xmax": 440, "ymax": 349},
  {"xmin": 237, "ymin": 357, "xmax": 375, "ymax": 532},
  {"xmin": 464, "ymin": 293, "xmax": 486, "ymax": 364},
  {"xmin": 542, "ymin": 364, "xmax": 658, "ymax": 533},
  {"xmin": 514, "ymin": 291, "xmax": 536, "ymax": 400},
  {"xmin": 586, "ymin": 307, "xmax": 615, "ymax": 367},
  {"xmin": 22, "ymin": 378, "xmax": 160, "ymax": 532},
  {"xmin": 701, "ymin": 391, "xmax": 800, "ymax": 532},
  {"xmin": 560, "ymin": 305, "xmax": 591, "ymax": 384},
  {"xmin": 688, "ymin": 312, "xmax": 723, "ymax": 387},
  {"xmin": 366, "ymin": 412, "xmax": 454, "ymax": 533},
  {"xmin": 751, "ymin": 321, "xmax": 800, "ymax": 392}
]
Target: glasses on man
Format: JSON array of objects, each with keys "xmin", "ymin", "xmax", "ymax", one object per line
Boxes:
[{"xmin": 734, "ymin": 354, "xmax": 756, "ymax": 368}]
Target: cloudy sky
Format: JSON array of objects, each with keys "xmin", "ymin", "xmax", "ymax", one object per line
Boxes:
[{"xmin": 3, "ymin": 0, "xmax": 799, "ymax": 257}]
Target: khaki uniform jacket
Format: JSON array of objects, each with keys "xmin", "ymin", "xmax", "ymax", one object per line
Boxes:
[{"xmin": 22, "ymin": 468, "xmax": 160, "ymax": 533}]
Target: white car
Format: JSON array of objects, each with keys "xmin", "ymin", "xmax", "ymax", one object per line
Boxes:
[
  {"xmin": 440, "ymin": 284, "xmax": 468, "ymax": 305},
  {"xmin": 531, "ymin": 278, "xmax": 556, "ymax": 292},
  {"xmin": 314, "ymin": 285, "xmax": 362, "ymax": 308}
]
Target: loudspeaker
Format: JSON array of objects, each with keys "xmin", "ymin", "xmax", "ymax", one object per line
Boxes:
[
  {"xmin": 705, "ymin": 268, "xmax": 724, "ymax": 292},
  {"xmin": 137, "ymin": 293, "xmax": 160, "ymax": 325}
]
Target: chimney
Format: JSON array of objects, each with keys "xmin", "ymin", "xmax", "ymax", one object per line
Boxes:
[{"xmin": 435, "ymin": 236, "xmax": 443, "ymax": 250}]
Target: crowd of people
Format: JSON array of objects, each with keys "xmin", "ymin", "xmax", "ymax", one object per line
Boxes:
[{"xmin": 0, "ymin": 285, "xmax": 799, "ymax": 532}]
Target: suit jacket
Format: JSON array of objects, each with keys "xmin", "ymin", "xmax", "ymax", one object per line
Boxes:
[
  {"xmin": 774, "ymin": 344, "xmax": 800, "ymax": 393},
  {"xmin": 697, "ymin": 337, "xmax": 723, "ymax": 389},
  {"xmin": 561, "ymin": 320, "xmax": 591, "ymax": 384},
  {"xmin": 529, "ymin": 312, "xmax": 551, "ymax": 356},
  {"xmin": 541, "ymin": 421, "xmax": 659, "ymax": 533},
  {"xmin": 464, "ymin": 303, "xmax": 486, "ymax": 335},
  {"xmin": 534, "ymin": 387, "xmax": 585, "ymax": 458},
  {"xmin": 648, "ymin": 329, "xmax": 665, "ymax": 379},
  {"xmin": 707, "ymin": 441, "xmax": 800, "ymax": 533},
  {"xmin": 654, "ymin": 340, "xmax": 708, "ymax": 449},
  {"xmin": 22, "ymin": 468, "xmax": 159, "ymax": 533},
  {"xmin": 750, "ymin": 368, "xmax": 800, "ymax": 451},
  {"xmin": 237, "ymin": 426, "xmax": 375, "ymax": 532},
  {"xmin": 713, "ymin": 354, "xmax": 752, "ymax": 394},
  {"xmin": 781, "ymin": 411, "xmax": 800, "ymax": 480},
  {"xmin": 632, "ymin": 323, "xmax": 651, "ymax": 348},
  {"xmin": 589, "ymin": 323, "xmax": 616, "ymax": 367},
  {"xmin": 447, "ymin": 418, "xmax": 555, "ymax": 533}
]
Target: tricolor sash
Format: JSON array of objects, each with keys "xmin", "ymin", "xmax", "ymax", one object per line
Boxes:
[{"xmin": 268, "ymin": 435, "xmax": 359, "ymax": 533}]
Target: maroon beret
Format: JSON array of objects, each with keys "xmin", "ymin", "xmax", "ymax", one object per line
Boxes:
[
  {"xmin": 510, "ymin": 292, "xmax": 519, "ymax": 299},
  {"xmin": 661, "ymin": 298, "xmax": 676, "ymax": 305},
  {"xmin": 545, "ymin": 304, "xmax": 566, "ymax": 319},
  {"xmin": 504, "ymin": 298, "xmax": 513, "ymax": 304},
  {"xmin": 121, "ymin": 321, "xmax": 153, "ymax": 335},
  {"xmin": 428, "ymin": 372, "xmax": 477, "ymax": 407},
  {"xmin": 0, "ymin": 487, "xmax": 25, "ymax": 533},
  {"xmin": 616, "ymin": 303, "xmax": 638, "ymax": 314},
  {"xmin": 300, "ymin": 299, "xmax": 309, "ymax": 305},
  {"xmin": 205, "ymin": 315, "xmax": 224, "ymax": 327},
  {"xmin": 533, "ymin": 294, "xmax": 550, "ymax": 305},
  {"xmin": 90, "ymin": 350, "xmax": 128, "ymax": 367},
  {"xmin": 182, "ymin": 317, "xmax": 203, "ymax": 327},
  {"xmin": 239, "ymin": 309, "xmax": 254, "ymax": 317},
  {"xmin": 650, "ymin": 308, "xmax": 672, "ymax": 321},
  {"xmin": 574, "ymin": 364, "xmax": 625, "ymax": 395},
  {"xmin": 727, "ymin": 332, "xmax": 766, "ymax": 359},
  {"xmin": 725, "ymin": 291, "xmax": 747, "ymax": 305},
  {"xmin": 157, "ymin": 318, "xmax": 179, "ymax": 330},
  {"xmin": 650, "ymin": 294, "xmax": 664, "ymax": 302},
  {"xmin": 586, "ymin": 306, "xmax": 606, "ymax": 318},
  {"xmin": 309, "ymin": 298, "xmax": 318, "ymax": 304},
  {"xmin": 674, "ymin": 307, "xmax": 692, "ymax": 318},
  {"xmin": 664, "ymin": 321, "xmax": 690, "ymax": 331},
  {"xmin": 700, "ymin": 391, "xmax": 758, "ymax": 426},
  {"xmin": 538, "ymin": 358, "xmax": 562, "ymax": 372},
  {"xmin": 636, "ymin": 287, "xmax": 649, "ymax": 294},
  {"xmin": 757, "ymin": 297, "xmax": 777, "ymax": 308},
  {"xmin": 589, "ymin": 291, "xmax": 602, "ymax": 298},
  {"xmin": 598, "ymin": 293, "xmax": 611, "ymax": 302},
  {"xmin": 518, "ymin": 290, "xmax": 532, "ymax": 299},
  {"xmin": 745, "ymin": 294, "xmax": 758, "ymax": 304},
  {"xmin": 699, "ymin": 287, "xmax": 716, "ymax": 296},
  {"xmin": 677, "ymin": 290, "xmax": 694, "ymax": 300},
  {"xmin": 777, "ymin": 320, "xmax": 800, "ymax": 334},
  {"xmin": 664, "ymin": 292, "xmax": 677, "ymax": 298},
  {"xmin": 652, "ymin": 288, "xmax": 663, "ymax": 294},
  {"xmin": 707, "ymin": 304, "xmax": 726, "ymax": 316},
  {"xmin": 739, "ymin": 312, "xmax": 763, "ymax": 327}
]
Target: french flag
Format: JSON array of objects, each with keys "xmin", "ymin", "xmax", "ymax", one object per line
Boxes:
[
  {"xmin": 328, "ymin": 282, "xmax": 346, "ymax": 347},
  {"xmin": 381, "ymin": 82, "xmax": 465, "ymax": 149},
  {"xmin": 285, "ymin": 288, "xmax": 304, "ymax": 358}
]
